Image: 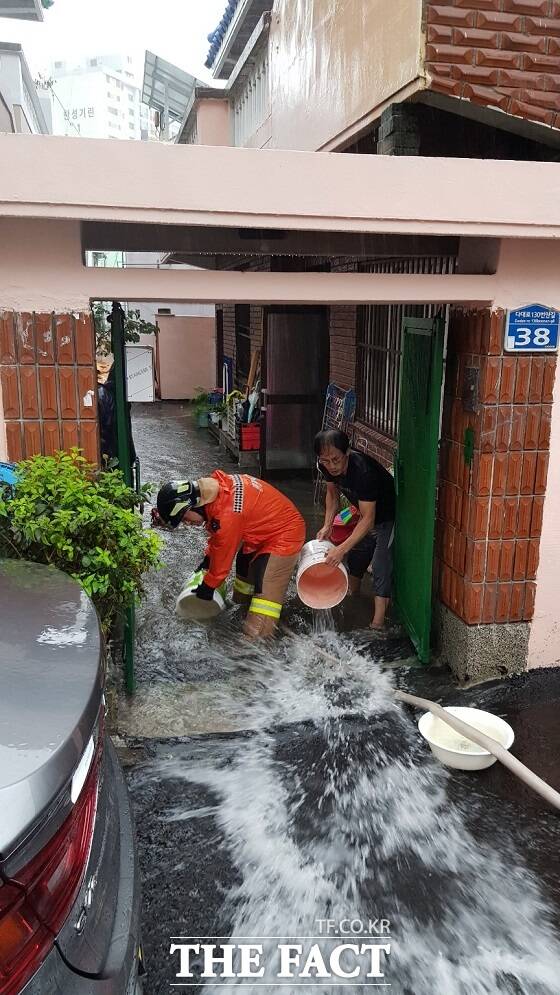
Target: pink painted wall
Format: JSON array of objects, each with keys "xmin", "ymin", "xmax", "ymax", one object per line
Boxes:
[
  {"xmin": 0, "ymin": 217, "xmax": 501, "ymax": 311},
  {"xmin": 529, "ymin": 349, "xmax": 560, "ymax": 669},
  {"xmin": 269, "ymin": 0, "xmax": 424, "ymax": 152},
  {"xmin": 6, "ymin": 218, "xmax": 560, "ymax": 316},
  {"xmin": 197, "ymin": 100, "xmax": 230, "ymax": 146},
  {"xmin": 157, "ymin": 315, "xmax": 216, "ymax": 399}
]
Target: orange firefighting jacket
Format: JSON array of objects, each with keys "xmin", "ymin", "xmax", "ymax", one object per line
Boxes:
[{"xmin": 203, "ymin": 470, "xmax": 306, "ymax": 589}]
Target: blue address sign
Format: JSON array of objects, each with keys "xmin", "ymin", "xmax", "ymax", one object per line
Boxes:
[{"xmin": 505, "ymin": 303, "xmax": 560, "ymax": 353}]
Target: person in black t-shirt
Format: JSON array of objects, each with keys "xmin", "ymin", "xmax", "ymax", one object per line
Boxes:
[{"xmin": 314, "ymin": 429, "xmax": 395, "ymax": 629}]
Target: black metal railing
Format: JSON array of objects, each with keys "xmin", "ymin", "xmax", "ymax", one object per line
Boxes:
[{"xmin": 356, "ymin": 256, "xmax": 456, "ymax": 439}]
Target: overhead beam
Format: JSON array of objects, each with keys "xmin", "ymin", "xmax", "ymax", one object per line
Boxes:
[
  {"xmin": 0, "ymin": 213, "xmax": 496, "ymax": 311},
  {"xmin": 3, "ymin": 135, "xmax": 560, "ymax": 239},
  {"xmin": 83, "ymin": 270, "xmax": 495, "ymax": 306}
]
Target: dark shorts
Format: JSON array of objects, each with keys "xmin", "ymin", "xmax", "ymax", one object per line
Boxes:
[{"xmin": 346, "ymin": 520, "xmax": 394, "ymax": 598}]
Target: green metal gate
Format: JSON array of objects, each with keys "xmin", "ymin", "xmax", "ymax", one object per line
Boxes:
[{"xmin": 394, "ymin": 316, "xmax": 444, "ymax": 663}]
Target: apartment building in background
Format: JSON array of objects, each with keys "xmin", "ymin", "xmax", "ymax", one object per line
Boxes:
[{"xmin": 50, "ymin": 53, "xmax": 154, "ymax": 140}]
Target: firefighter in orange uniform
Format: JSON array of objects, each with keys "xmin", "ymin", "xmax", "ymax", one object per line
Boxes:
[{"xmin": 156, "ymin": 471, "xmax": 306, "ymax": 637}]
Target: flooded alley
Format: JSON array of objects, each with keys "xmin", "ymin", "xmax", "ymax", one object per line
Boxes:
[
  {"xmin": 121, "ymin": 403, "xmax": 560, "ymax": 995},
  {"xmin": 5, "ymin": 4, "xmax": 560, "ymax": 994}
]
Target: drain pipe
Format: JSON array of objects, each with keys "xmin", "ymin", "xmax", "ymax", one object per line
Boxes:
[
  {"xmin": 396, "ymin": 690, "xmax": 560, "ymax": 813},
  {"xmin": 279, "ymin": 628, "xmax": 560, "ymax": 811}
]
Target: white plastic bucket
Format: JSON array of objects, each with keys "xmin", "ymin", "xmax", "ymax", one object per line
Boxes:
[
  {"xmin": 175, "ymin": 570, "xmax": 226, "ymax": 621},
  {"xmin": 296, "ymin": 540, "xmax": 348, "ymax": 610}
]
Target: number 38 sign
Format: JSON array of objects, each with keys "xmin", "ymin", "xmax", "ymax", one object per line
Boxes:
[{"xmin": 505, "ymin": 303, "xmax": 560, "ymax": 353}]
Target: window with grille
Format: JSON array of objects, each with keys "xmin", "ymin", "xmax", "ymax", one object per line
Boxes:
[
  {"xmin": 356, "ymin": 256, "xmax": 456, "ymax": 439},
  {"xmin": 235, "ymin": 304, "xmax": 251, "ymax": 387}
]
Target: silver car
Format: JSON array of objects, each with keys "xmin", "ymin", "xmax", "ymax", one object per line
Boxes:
[{"xmin": 0, "ymin": 560, "xmax": 143, "ymax": 994}]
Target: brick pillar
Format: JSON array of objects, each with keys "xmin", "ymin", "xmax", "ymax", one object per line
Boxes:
[
  {"xmin": 250, "ymin": 306, "xmax": 264, "ymax": 352},
  {"xmin": 222, "ymin": 305, "xmax": 236, "ymax": 367},
  {"xmin": 377, "ymin": 104, "xmax": 421, "ymax": 156},
  {"xmin": 0, "ymin": 310, "xmax": 99, "ymax": 464},
  {"xmin": 329, "ymin": 305, "xmax": 356, "ymax": 389},
  {"xmin": 435, "ymin": 307, "xmax": 556, "ymax": 682}
]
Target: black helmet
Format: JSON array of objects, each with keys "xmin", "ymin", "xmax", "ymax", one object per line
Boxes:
[{"xmin": 156, "ymin": 480, "xmax": 201, "ymax": 529}]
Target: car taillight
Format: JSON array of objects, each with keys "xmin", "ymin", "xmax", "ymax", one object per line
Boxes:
[{"xmin": 0, "ymin": 735, "xmax": 101, "ymax": 995}]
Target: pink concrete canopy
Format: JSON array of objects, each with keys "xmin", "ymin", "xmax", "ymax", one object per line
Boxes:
[
  {"xmin": 2, "ymin": 134, "xmax": 560, "ymax": 238},
  {"xmin": 2, "ymin": 135, "xmax": 560, "ymax": 313}
]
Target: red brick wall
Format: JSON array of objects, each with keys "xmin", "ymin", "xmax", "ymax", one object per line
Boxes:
[
  {"xmin": 351, "ymin": 423, "xmax": 396, "ymax": 471},
  {"xmin": 250, "ymin": 306, "xmax": 264, "ymax": 353},
  {"xmin": 220, "ymin": 305, "xmax": 263, "ymax": 392},
  {"xmin": 222, "ymin": 305, "xmax": 236, "ymax": 366},
  {"xmin": 0, "ymin": 311, "xmax": 99, "ymax": 464},
  {"xmin": 425, "ymin": 1, "xmax": 560, "ymax": 130},
  {"xmin": 436, "ymin": 307, "xmax": 556, "ymax": 626},
  {"xmin": 327, "ymin": 302, "xmax": 397, "ymax": 468},
  {"xmin": 329, "ymin": 306, "xmax": 356, "ymax": 390}
]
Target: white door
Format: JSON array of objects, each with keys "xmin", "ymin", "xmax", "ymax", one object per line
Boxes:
[{"xmin": 126, "ymin": 346, "xmax": 155, "ymax": 402}]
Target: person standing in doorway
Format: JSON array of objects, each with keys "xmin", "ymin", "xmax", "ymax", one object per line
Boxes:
[{"xmin": 314, "ymin": 429, "xmax": 395, "ymax": 630}]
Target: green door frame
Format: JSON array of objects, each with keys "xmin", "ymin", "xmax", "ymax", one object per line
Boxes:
[{"xmin": 394, "ymin": 315, "xmax": 445, "ymax": 663}]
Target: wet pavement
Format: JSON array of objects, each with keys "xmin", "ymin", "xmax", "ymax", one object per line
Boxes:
[
  {"xmin": 117, "ymin": 402, "xmax": 415, "ymax": 738},
  {"xmin": 119, "ymin": 402, "xmax": 560, "ymax": 995}
]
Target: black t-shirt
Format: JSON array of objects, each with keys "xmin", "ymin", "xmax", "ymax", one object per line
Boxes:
[{"xmin": 319, "ymin": 450, "xmax": 395, "ymax": 525}]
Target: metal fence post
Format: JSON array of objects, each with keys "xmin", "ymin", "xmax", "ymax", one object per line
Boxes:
[{"xmin": 110, "ymin": 302, "xmax": 135, "ymax": 692}]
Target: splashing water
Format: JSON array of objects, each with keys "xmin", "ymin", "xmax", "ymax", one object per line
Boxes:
[
  {"xmin": 144, "ymin": 631, "xmax": 560, "ymax": 994},
  {"xmin": 312, "ymin": 608, "xmax": 334, "ymax": 635}
]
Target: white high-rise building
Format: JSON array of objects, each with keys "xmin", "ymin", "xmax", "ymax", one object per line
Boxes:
[{"xmin": 50, "ymin": 54, "xmax": 153, "ymax": 140}]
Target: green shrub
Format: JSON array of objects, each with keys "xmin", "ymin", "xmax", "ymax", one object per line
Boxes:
[{"xmin": 0, "ymin": 450, "xmax": 162, "ymax": 631}]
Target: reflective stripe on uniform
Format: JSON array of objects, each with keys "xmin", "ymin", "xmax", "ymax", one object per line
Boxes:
[
  {"xmin": 233, "ymin": 577, "xmax": 255, "ymax": 595},
  {"xmin": 232, "ymin": 474, "xmax": 244, "ymax": 514},
  {"xmin": 249, "ymin": 596, "xmax": 282, "ymax": 619}
]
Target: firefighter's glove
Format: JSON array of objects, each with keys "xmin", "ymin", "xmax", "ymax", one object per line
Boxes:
[
  {"xmin": 194, "ymin": 581, "xmax": 215, "ymax": 601},
  {"xmin": 151, "ymin": 507, "xmax": 166, "ymax": 528}
]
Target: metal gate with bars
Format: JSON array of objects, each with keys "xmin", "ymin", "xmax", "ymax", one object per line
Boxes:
[
  {"xmin": 313, "ymin": 383, "xmax": 356, "ymax": 505},
  {"xmin": 356, "ymin": 256, "xmax": 456, "ymax": 439}
]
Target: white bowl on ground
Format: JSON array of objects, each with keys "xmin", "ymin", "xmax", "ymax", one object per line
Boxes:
[{"xmin": 418, "ymin": 706, "xmax": 515, "ymax": 771}]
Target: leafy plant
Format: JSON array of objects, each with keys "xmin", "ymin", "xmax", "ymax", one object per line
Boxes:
[
  {"xmin": 93, "ymin": 302, "xmax": 157, "ymax": 355},
  {"xmin": 0, "ymin": 450, "xmax": 161, "ymax": 631},
  {"xmin": 192, "ymin": 388, "xmax": 211, "ymax": 419},
  {"xmin": 210, "ymin": 399, "xmax": 227, "ymax": 417}
]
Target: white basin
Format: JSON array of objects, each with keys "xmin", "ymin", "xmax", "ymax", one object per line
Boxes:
[{"xmin": 418, "ymin": 706, "xmax": 515, "ymax": 771}]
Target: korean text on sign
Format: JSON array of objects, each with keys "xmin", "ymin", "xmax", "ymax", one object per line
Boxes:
[{"xmin": 505, "ymin": 303, "xmax": 560, "ymax": 354}]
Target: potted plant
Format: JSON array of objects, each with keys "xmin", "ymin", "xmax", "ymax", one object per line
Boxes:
[
  {"xmin": 209, "ymin": 399, "xmax": 227, "ymax": 426},
  {"xmin": 192, "ymin": 389, "xmax": 210, "ymax": 428}
]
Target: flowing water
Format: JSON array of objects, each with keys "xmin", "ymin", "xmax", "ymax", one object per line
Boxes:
[
  {"xmin": 128, "ymin": 406, "xmax": 560, "ymax": 992},
  {"xmin": 136, "ymin": 630, "xmax": 560, "ymax": 994}
]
